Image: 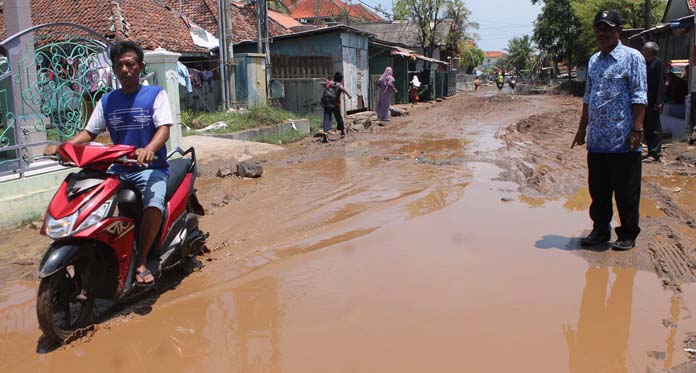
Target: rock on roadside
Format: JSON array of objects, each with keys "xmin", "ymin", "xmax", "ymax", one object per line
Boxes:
[
  {"xmin": 236, "ymin": 160, "xmax": 264, "ymax": 178},
  {"xmin": 217, "ymin": 167, "xmax": 234, "ymax": 178}
]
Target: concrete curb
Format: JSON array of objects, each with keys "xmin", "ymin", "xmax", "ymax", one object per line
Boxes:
[
  {"xmin": 0, "ymin": 168, "xmax": 73, "ymax": 231},
  {"xmin": 202, "ymin": 119, "xmax": 310, "ymax": 142}
]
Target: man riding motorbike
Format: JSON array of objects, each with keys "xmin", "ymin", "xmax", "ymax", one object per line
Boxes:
[
  {"xmin": 44, "ymin": 40, "xmax": 172, "ymax": 287},
  {"xmin": 496, "ymin": 73, "xmax": 505, "ymax": 90}
]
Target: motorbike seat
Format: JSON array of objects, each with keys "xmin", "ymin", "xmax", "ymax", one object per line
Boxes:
[{"xmin": 166, "ymin": 158, "xmax": 193, "ymax": 201}]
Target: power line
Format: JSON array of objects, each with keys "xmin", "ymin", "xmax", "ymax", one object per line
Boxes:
[{"xmin": 478, "ymin": 25, "xmax": 534, "ymax": 30}]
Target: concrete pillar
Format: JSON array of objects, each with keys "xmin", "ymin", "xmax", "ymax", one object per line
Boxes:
[
  {"xmin": 4, "ymin": 0, "xmax": 46, "ymax": 161},
  {"xmin": 144, "ymin": 48, "xmax": 182, "ymax": 149}
]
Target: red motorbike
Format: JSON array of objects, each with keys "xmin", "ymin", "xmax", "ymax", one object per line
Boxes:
[{"xmin": 36, "ymin": 143, "xmax": 206, "ymax": 343}]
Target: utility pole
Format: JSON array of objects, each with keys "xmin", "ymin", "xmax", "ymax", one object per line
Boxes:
[
  {"xmin": 644, "ymin": 0, "xmax": 652, "ymax": 30},
  {"xmin": 217, "ymin": 0, "xmax": 236, "ymax": 110},
  {"xmin": 256, "ymin": 0, "xmax": 268, "ymax": 55},
  {"xmin": 256, "ymin": 0, "xmax": 271, "ymax": 97}
]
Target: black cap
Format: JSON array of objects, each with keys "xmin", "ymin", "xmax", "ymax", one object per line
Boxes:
[{"xmin": 594, "ymin": 10, "xmax": 622, "ymax": 27}]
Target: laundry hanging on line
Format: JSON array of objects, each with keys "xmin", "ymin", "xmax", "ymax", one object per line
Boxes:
[{"xmin": 177, "ymin": 62, "xmax": 193, "ymax": 93}]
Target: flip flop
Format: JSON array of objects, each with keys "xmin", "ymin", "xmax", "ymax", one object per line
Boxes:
[{"xmin": 135, "ymin": 268, "xmax": 155, "ymax": 287}]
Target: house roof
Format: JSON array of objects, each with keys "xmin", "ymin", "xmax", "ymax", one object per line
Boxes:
[
  {"xmin": 229, "ymin": 2, "xmax": 295, "ymax": 44},
  {"xmin": 235, "ymin": 24, "xmax": 371, "ymax": 47},
  {"xmin": 288, "ymin": 0, "xmax": 351, "ymax": 19},
  {"xmin": 287, "ymin": 0, "xmax": 381, "ymax": 21},
  {"xmin": 485, "ymin": 51, "xmax": 505, "ymax": 58},
  {"xmin": 354, "ymin": 20, "xmax": 454, "ymax": 49},
  {"xmin": 0, "ymin": 0, "xmax": 295, "ymax": 55},
  {"xmin": 268, "ymin": 9, "xmax": 303, "ymax": 29},
  {"xmin": 347, "ymin": 4, "xmax": 382, "ymax": 22}
]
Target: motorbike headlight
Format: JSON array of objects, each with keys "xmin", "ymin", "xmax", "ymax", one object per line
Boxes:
[
  {"xmin": 76, "ymin": 198, "xmax": 114, "ymax": 232},
  {"xmin": 46, "ymin": 211, "xmax": 78, "ymax": 239}
]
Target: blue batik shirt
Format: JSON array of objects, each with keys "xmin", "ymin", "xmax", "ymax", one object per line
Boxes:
[{"xmin": 583, "ymin": 42, "xmax": 647, "ymax": 153}]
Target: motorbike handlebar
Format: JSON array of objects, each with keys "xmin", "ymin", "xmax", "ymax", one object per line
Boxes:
[
  {"xmin": 34, "ymin": 155, "xmax": 77, "ymax": 167},
  {"xmin": 116, "ymin": 155, "xmax": 158, "ymax": 168}
]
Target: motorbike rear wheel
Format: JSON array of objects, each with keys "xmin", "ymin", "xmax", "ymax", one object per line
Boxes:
[{"xmin": 36, "ymin": 264, "xmax": 95, "ymax": 343}]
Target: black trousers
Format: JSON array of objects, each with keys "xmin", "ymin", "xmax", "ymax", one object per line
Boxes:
[
  {"xmin": 643, "ymin": 109, "xmax": 662, "ymax": 158},
  {"xmin": 323, "ymin": 107, "xmax": 344, "ymax": 133},
  {"xmin": 587, "ymin": 152, "xmax": 642, "ymax": 240}
]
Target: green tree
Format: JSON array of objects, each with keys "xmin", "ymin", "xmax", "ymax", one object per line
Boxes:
[
  {"xmin": 392, "ymin": 0, "xmax": 448, "ymax": 59},
  {"xmin": 457, "ymin": 42, "xmax": 485, "ymax": 73},
  {"xmin": 504, "ymin": 35, "xmax": 534, "ymax": 74},
  {"xmin": 531, "ymin": 0, "xmax": 581, "ymax": 75},
  {"xmin": 571, "ymin": 0, "xmax": 666, "ymax": 64},
  {"xmin": 392, "ymin": 0, "xmax": 476, "ymax": 62},
  {"xmin": 445, "ymin": 0, "xmax": 480, "ymax": 52}
]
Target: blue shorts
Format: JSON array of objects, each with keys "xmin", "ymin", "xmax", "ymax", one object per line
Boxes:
[{"xmin": 112, "ymin": 168, "xmax": 168, "ymax": 212}]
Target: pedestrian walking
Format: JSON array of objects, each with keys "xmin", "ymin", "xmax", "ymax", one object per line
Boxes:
[
  {"xmin": 642, "ymin": 42, "xmax": 664, "ymax": 162},
  {"xmin": 474, "ymin": 76, "xmax": 480, "ymax": 91},
  {"xmin": 410, "ymin": 75, "xmax": 421, "ymax": 103},
  {"xmin": 572, "ymin": 10, "xmax": 647, "ymax": 251},
  {"xmin": 375, "ymin": 67, "xmax": 397, "ymax": 122},
  {"xmin": 320, "ymin": 72, "xmax": 352, "ymax": 142}
]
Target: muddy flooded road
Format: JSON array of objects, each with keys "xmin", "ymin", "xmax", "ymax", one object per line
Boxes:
[{"xmin": 1, "ymin": 91, "xmax": 695, "ymax": 372}]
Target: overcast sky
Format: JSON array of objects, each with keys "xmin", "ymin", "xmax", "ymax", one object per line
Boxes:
[{"xmin": 364, "ymin": 0, "xmax": 542, "ymax": 52}]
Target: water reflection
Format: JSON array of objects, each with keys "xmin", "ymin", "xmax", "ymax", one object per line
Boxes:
[
  {"xmin": 564, "ymin": 267, "xmax": 636, "ymax": 373},
  {"xmin": 664, "ymin": 294, "xmax": 681, "ymax": 368},
  {"xmin": 232, "ymin": 277, "xmax": 281, "ymax": 373}
]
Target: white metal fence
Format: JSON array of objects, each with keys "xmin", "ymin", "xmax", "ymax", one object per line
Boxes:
[{"xmin": 456, "ymin": 73, "xmax": 476, "ymax": 92}]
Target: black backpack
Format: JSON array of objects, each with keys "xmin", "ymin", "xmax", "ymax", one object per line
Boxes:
[{"xmin": 321, "ymin": 81, "xmax": 339, "ymax": 108}]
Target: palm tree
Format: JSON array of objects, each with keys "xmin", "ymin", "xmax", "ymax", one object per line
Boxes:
[{"xmin": 505, "ymin": 35, "xmax": 534, "ymax": 78}]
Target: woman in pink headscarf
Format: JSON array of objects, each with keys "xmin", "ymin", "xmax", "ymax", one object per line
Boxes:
[{"xmin": 375, "ymin": 67, "xmax": 397, "ymax": 121}]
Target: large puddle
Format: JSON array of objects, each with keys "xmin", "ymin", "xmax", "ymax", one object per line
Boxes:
[
  {"xmin": 0, "ymin": 95, "xmax": 694, "ymax": 372},
  {"xmin": 1, "ymin": 163, "xmax": 694, "ymax": 372}
]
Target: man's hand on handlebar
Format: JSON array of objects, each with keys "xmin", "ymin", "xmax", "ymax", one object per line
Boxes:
[
  {"xmin": 134, "ymin": 148, "xmax": 155, "ymax": 166},
  {"xmin": 43, "ymin": 144, "xmax": 59, "ymax": 156}
]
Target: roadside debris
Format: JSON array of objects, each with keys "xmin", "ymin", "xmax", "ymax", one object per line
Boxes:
[
  {"xmin": 216, "ymin": 167, "xmax": 234, "ymax": 178},
  {"xmin": 237, "ymin": 160, "xmax": 264, "ymax": 178},
  {"xmin": 195, "ymin": 121, "xmax": 227, "ymax": 133}
]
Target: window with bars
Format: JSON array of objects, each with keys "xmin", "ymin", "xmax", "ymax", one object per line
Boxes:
[{"xmin": 271, "ymin": 55, "xmax": 333, "ymax": 79}]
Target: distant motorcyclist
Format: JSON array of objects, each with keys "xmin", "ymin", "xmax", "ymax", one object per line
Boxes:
[
  {"xmin": 509, "ymin": 75, "xmax": 517, "ymax": 90},
  {"xmin": 496, "ymin": 72, "xmax": 505, "ymax": 90}
]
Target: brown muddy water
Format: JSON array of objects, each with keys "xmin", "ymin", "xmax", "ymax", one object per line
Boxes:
[{"xmin": 1, "ymin": 94, "xmax": 695, "ymax": 372}]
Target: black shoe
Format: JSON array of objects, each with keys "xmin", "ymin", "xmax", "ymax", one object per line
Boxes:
[
  {"xmin": 580, "ymin": 229, "xmax": 610, "ymax": 246},
  {"xmin": 340, "ymin": 130, "xmax": 346, "ymax": 138},
  {"xmin": 611, "ymin": 239, "xmax": 635, "ymax": 251},
  {"xmin": 316, "ymin": 131, "xmax": 328, "ymax": 143}
]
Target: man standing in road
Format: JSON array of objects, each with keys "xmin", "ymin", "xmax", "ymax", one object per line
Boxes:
[
  {"xmin": 642, "ymin": 41, "xmax": 664, "ymax": 162},
  {"xmin": 44, "ymin": 40, "xmax": 173, "ymax": 285},
  {"xmin": 572, "ymin": 10, "xmax": 647, "ymax": 250}
]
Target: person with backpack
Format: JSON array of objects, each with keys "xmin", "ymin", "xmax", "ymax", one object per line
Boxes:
[{"xmin": 320, "ymin": 72, "xmax": 352, "ymax": 141}]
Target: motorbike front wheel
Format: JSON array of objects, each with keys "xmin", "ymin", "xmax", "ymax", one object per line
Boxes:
[{"xmin": 36, "ymin": 264, "xmax": 95, "ymax": 343}]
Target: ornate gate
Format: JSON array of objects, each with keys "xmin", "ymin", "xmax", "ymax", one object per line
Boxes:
[{"xmin": 0, "ymin": 23, "xmax": 114, "ymax": 179}]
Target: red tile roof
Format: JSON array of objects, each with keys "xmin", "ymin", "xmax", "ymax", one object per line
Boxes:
[
  {"xmin": 485, "ymin": 51, "xmax": 505, "ymax": 58},
  {"xmin": 289, "ymin": 0, "xmax": 350, "ymax": 19},
  {"xmin": 348, "ymin": 4, "xmax": 382, "ymax": 22},
  {"xmin": 288, "ymin": 0, "xmax": 382, "ymax": 21},
  {"xmin": 229, "ymin": 2, "xmax": 294, "ymax": 43},
  {"xmin": 0, "ymin": 0, "xmax": 295, "ymax": 54},
  {"xmin": 268, "ymin": 9, "xmax": 303, "ymax": 29}
]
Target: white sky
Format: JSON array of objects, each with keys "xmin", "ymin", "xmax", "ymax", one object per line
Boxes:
[{"xmin": 363, "ymin": 0, "xmax": 542, "ymax": 52}]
